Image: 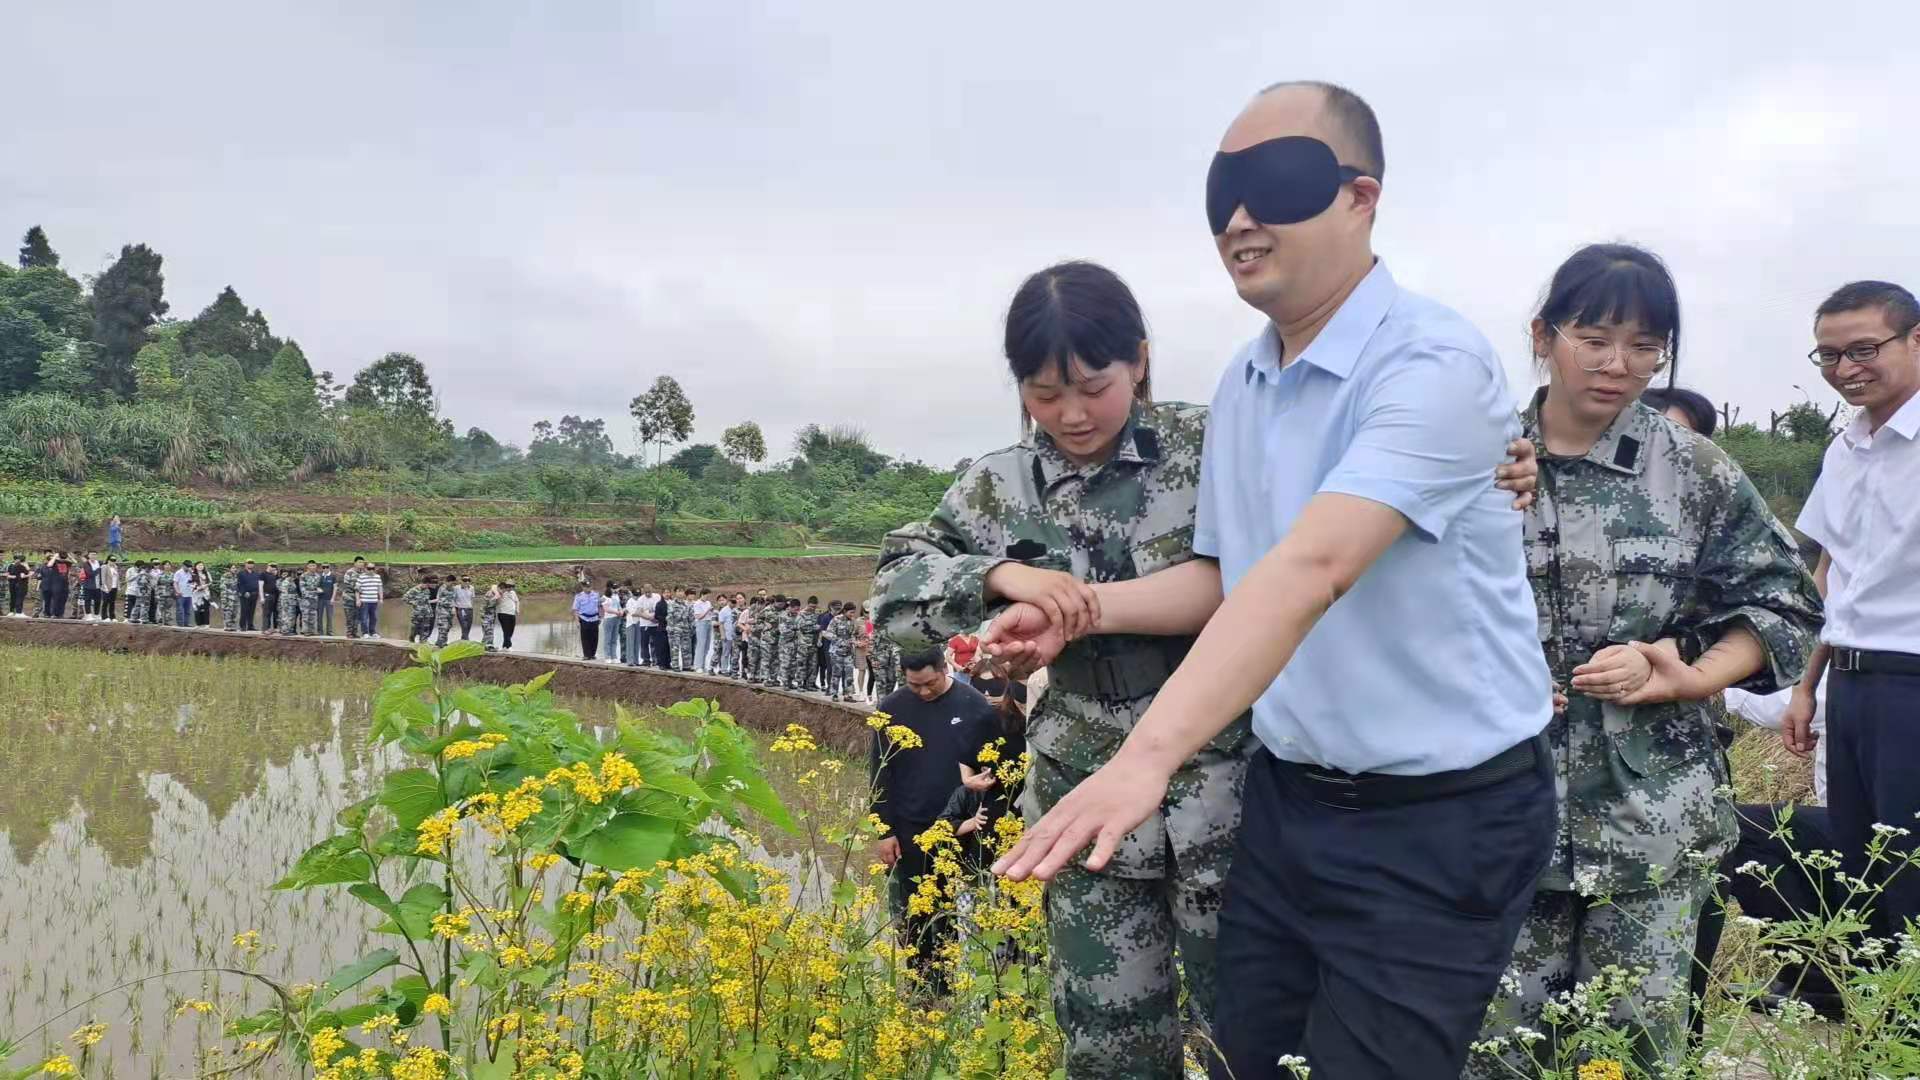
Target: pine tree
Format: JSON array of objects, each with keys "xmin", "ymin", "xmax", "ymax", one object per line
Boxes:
[{"xmin": 18, "ymin": 226, "xmax": 59, "ymax": 269}]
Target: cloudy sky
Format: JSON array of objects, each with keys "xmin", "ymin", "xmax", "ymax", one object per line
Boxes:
[{"xmin": 6, "ymin": 2, "xmax": 1916, "ymax": 468}]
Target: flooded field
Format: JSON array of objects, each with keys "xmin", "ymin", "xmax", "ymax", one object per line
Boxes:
[{"xmin": 0, "ymin": 643, "xmax": 864, "ymax": 1075}]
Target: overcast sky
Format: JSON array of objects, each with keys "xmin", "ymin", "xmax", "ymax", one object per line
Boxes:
[{"xmin": 6, "ymin": 2, "xmax": 1917, "ymax": 468}]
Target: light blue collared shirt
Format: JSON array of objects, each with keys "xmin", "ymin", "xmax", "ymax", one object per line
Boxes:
[{"xmin": 1193, "ymin": 261, "xmax": 1551, "ymax": 776}]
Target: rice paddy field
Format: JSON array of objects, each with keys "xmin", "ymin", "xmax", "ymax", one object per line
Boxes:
[{"xmin": 0, "ymin": 644, "xmax": 865, "ymax": 1077}]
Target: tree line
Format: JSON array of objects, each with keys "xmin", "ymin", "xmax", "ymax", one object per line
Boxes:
[{"xmin": 0, "ymin": 225, "xmax": 954, "ymax": 541}]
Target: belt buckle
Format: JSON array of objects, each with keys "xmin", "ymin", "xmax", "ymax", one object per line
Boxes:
[
  {"xmin": 1833, "ymin": 648, "xmax": 1858, "ymax": 673},
  {"xmin": 1306, "ymin": 770, "xmax": 1363, "ymax": 809}
]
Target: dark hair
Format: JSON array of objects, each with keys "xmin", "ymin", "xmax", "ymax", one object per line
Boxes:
[
  {"xmin": 900, "ymin": 648, "xmax": 946, "ymax": 673},
  {"xmin": 1260, "ymin": 80, "xmax": 1385, "ymax": 181},
  {"xmin": 1639, "ymin": 386, "xmax": 1717, "ymax": 436},
  {"xmin": 1003, "ymin": 261, "xmax": 1151, "ymax": 403},
  {"xmin": 1814, "ymin": 280, "xmax": 1920, "ymax": 335},
  {"xmin": 806, "ymin": 595, "xmax": 818, "ymax": 605},
  {"xmin": 1535, "ymin": 243, "xmax": 1682, "ymax": 384}
]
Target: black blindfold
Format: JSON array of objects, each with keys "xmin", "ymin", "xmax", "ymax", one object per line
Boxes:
[{"xmin": 1206, "ymin": 136, "xmax": 1372, "ymax": 235}]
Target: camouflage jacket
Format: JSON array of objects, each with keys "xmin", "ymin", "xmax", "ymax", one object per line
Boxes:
[
  {"xmin": 401, "ymin": 585, "xmax": 433, "ymax": 613},
  {"xmin": 825, "ymin": 612, "xmax": 855, "ymax": 653},
  {"xmin": 666, "ymin": 599, "xmax": 690, "ymax": 631},
  {"xmin": 872, "ymin": 400, "xmax": 1253, "ymax": 776},
  {"xmin": 797, "ymin": 607, "xmax": 821, "ymax": 645},
  {"xmin": 299, "ymin": 572, "xmax": 322, "ymax": 600},
  {"xmin": 219, "ymin": 568, "xmax": 239, "ymax": 604},
  {"xmin": 340, "ymin": 570, "xmax": 361, "ymax": 605},
  {"xmin": 125, "ymin": 571, "xmax": 147, "ymax": 598},
  {"xmin": 151, "ymin": 571, "xmax": 175, "ymax": 602},
  {"xmin": 1523, "ymin": 395, "xmax": 1823, "ymax": 892}
]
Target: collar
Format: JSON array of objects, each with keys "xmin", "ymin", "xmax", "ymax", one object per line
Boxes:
[
  {"xmin": 1245, "ymin": 259, "xmax": 1397, "ymax": 383},
  {"xmin": 1028, "ymin": 400, "xmax": 1162, "ymax": 491},
  {"xmin": 1844, "ymin": 390, "xmax": 1920, "ymax": 447},
  {"xmin": 1523, "ymin": 387, "xmax": 1657, "ymax": 476}
]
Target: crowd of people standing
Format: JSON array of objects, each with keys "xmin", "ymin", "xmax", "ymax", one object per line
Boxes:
[{"xmin": 561, "ymin": 578, "xmax": 903, "ymax": 703}]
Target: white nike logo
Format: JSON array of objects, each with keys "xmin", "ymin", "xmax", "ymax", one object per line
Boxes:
[{"xmin": 950, "ymin": 717, "xmax": 962, "ymax": 726}]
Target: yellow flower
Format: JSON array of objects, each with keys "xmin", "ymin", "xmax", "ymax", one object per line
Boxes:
[
  {"xmin": 598, "ymin": 751, "xmax": 641, "ymax": 791},
  {"xmin": 1578, "ymin": 1063, "xmax": 1626, "ymax": 1080},
  {"xmin": 442, "ymin": 733, "xmax": 505, "ymax": 760},
  {"xmin": 422, "ymin": 993, "xmax": 452, "ymax": 1016},
  {"xmin": 430, "ymin": 910, "xmax": 472, "ymax": 939},
  {"xmin": 416, "ymin": 806, "xmax": 460, "ymax": 855},
  {"xmin": 69, "ymin": 1022, "xmax": 107, "ymax": 1047},
  {"xmin": 977, "ymin": 742, "xmax": 1001, "ymax": 764},
  {"xmin": 39, "ymin": 1054, "xmax": 76, "ymax": 1077},
  {"xmin": 527, "ymin": 852, "xmax": 561, "ymax": 872},
  {"xmin": 390, "ymin": 1047, "xmax": 446, "ymax": 1080},
  {"xmin": 175, "ymin": 999, "xmax": 214, "ymax": 1016},
  {"xmin": 884, "ymin": 724, "xmax": 923, "ymax": 750},
  {"xmin": 770, "ymin": 723, "xmax": 819, "ymax": 753},
  {"xmin": 562, "ymin": 890, "xmax": 596, "ymax": 914},
  {"xmin": 309, "ymin": 1026, "xmax": 345, "ymax": 1066},
  {"xmin": 865, "ymin": 710, "xmax": 892, "ymax": 729},
  {"xmin": 231, "ymin": 929, "xmax": 261, "ymax": 953}
]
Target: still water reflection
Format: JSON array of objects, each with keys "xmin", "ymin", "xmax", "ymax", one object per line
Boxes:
[{"xmin": 0, "ymin": 644, "xmax": 860, "ymax": 1074}]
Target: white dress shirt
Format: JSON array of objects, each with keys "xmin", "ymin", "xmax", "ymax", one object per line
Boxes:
[{"xmin": 1797, "ymin": 393, "xmax": 1920, "ymax": 654}]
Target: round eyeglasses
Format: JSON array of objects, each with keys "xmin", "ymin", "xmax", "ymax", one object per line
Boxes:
[{"xmin": 1554, "ymin": 325, "xmax": 1669, "ymax": 380}]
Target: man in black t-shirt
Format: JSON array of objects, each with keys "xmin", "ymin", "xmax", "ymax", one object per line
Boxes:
[
  {"xmin": 235, "ymin": 561, "xmax": 260, "ymax": 631},
  {"xmin": 869, "ymin": 648, "xmax": 1000, "ymax": 977}
]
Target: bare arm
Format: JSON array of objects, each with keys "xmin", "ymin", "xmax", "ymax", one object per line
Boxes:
[
  {"xmin": 1087, "ymin": 558, "xmax": 1224, "ymax": 637},
  {"xmin": 995, "ymin": 494, "xmax": 1407, "ymax": 880},
  {"xmin": 1783, "ymin": 550, "xmax": 1831, "ymax": 755}
]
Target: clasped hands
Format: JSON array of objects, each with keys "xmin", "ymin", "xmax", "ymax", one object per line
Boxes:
[
  {"xmin": 978, "ymin": 563, "xmax": 1098, "ymax": 676},
  {"xmin": 1559, "ymin": 638, "xmax": 1706, "ymax": 712}
]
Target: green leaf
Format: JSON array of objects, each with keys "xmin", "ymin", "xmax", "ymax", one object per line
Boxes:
[
  {"xmin": 335, "ymin": 794, "xmax": 378, "ymax": 831},
  {"xmin": 272, "ymin": 834, "xmax": 373, "ymax": 890},
  {"xmin": 378, "ymin": 768, "xmax": 445, "ymax": 829},
  {"xmin": 314, "ymin": 949, "xmax": 400, "ymax": 1007},
  {"xmin": 446, "ymin": 687, "xmax": 500, "ymax": 724},
  {"xmin": 437, "ymin": 640, "xmax": 486, "ymax": 665},
  {"xmin": 568, "ymin": 812, "xmax": 681, "ymax": 871},
  {"xmin": 351, "ymin": 882, "xmax": 448, "ymax": 940},
  {"xmin": 521, "ymin": 670, "xmax": 554, "ymax": 695}
]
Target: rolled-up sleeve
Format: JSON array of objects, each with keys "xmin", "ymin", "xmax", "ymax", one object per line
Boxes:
[
  {"xmin": 1690, "ymin": 466, "xmax": 1824, "ymax": 694},
  {"xmin": 1318, "ymin": 347, "xmax": 1512, "ymax": 543}
]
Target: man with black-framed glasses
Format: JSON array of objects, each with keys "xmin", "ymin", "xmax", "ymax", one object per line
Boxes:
[{"xmin": 1786, "ymin": 279, "xmax": 1920, "ymax": 943}]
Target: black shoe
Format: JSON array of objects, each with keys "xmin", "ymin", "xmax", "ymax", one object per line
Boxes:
[{"xmin": 1753, "ymin": 978, "xmax": 1845, "ymax": 1023}]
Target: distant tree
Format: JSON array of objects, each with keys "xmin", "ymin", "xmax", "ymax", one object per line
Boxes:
[
  {"xmin": 89, "ymin": 243, "xmax": 169, "ymax": 398},
  {"xmin": 628, "ymin": 376, "xmax": 694, "ymax": 463},
  {"xmin": 266, "ymin": 341, "xmax": 313, "ymax": 383},
  {"xmin": 454, "ymin": 426, "xmax": 515, "ymax": 469},
  {"xmin": 557, "ymin": 414, "xmax": 615, "ymax": 463},
  {"xmin": 721, "ymin": 421, "xmax": 767, "ymax": 466},
  {"xmin": 667, "ymin": 442, "xmax": 720, "ymax": 479},
  {"xmin": 953, "ymin": 456, "xmax": 974, "ymax": 473},
  {"xmin": 0, "ymin": 265, "xmax": 91, "ymax": 338},
  {"xmin": 183, "ymin": 353, "xmax": 248, "ymax": 420},
  {"xmin": 131, "ymin": 325, "xmax": 187, "ymax": 405},
  {"xmin": 181, "ymin": 285, "xmax": 281, "ymax": 376},
  {"xmin": 18, "ymin": 226, "xmax": 58, "ymax": 269},
  {"xmin": 794, "ymin": 422, "xmax": 887, "ymax": 477},
  {"xmin": 0, "ymin": 302, "xmax": 59, "ymax": 394},
  {"xmin": 345, "ymin": 352, "xmax": 436, "ymax": 416}
]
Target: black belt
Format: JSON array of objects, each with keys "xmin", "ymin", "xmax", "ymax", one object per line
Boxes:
[
  {"xmin": 1283, "ymin": 734, "xmax": 1545, "ymax": 810},
  {"xmin": 1831, "ymin": 647, "xmax": 1920, "ymax": 677},
  {"xmin": 1047, "ymin": 640, "xmax": 1190, "ymax": 701}
]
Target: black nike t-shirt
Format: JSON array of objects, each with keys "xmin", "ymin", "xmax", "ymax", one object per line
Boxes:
[{"xmin": 869, "ymin": 679, "xmax": 1001, "ymax": 838}]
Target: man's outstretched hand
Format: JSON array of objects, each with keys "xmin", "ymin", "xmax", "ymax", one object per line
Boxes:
[
  {"xmin": 992, "ymin": 752, "xmax": 1169, "ymax": 881},
  {"xmin": 979, "ymin": 601, "xmax": 1070, "ymax": 677}
]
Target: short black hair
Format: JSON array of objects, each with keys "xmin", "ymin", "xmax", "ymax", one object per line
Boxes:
[
  {"xmin": 1534, "ymin": 242, "xmax": 1682, "ymax": 382},
  {"xmin": 1003, "ymin": 261, "xmax": 1151, "ymax": 402},
  {"xmin": 806, "ymin": 595, "xmax": 818, "ymax": 605},
  {"xmin": 1260, "ymin": 80, "xmax": 1385, "ymax": 181},
  {"xmin": 1814, "ymin": 280, "xmax": 1920, "ymax": 335},
  {"xmin": 900, "ymin": 648, "xmax": 946, "ymax": 673},
  {"xmin": 1639, "ymin": 386, "xmax": 1717, "ymax": 437}
]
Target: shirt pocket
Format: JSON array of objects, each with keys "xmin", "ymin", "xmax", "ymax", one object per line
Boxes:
[
  {"xmin": 1607, "ymin": 536, "xmax": 1695, "ymax": 644},
  {"xmin": 1602, "ymin": 699, "xmax": 1710, "ymax": 778},
  {"xmin": 1129, "ymin": 525, "xmax": 1195, "ymax": 580}
]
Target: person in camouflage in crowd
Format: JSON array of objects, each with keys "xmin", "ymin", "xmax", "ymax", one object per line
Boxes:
[
  {"xmin": 796, "ymin": 596, "xmax": 824, "ymax": 690},
  {"xmin": 868, "ymin": 262, "xmax": 1263, "ymax": 1080},
  {"xmin": 298, "ymin": 561, "xmax": 324, "ymax": 636},
  {"xmin": 431, "ymin": 578, "xmax": 457, "ymax": 647},
  {"xmin": 220, "ymin": 564, "xmax": 240, "ymax": 631},
  {"xmin": 275, "ymin": 568, "xmax": 299, "ymax": 635},
  {"xmin": 667, "ymin": 588, "xmax": 693, "ymax": 670},
  {"xmin": 825, "ymin": 601, "xmax": 857, "ymax": 701},
  {"xmin": 751, "ymin": 595, "xmax": 777, "ymax": 683},
  {"xmin": 401, "ymin": 576, "xmax": 435, "ymax": 643},
  {"xmin": 777, "ymin": 598, "xmax": 804, "ymax": 690},
  {"xmin": 124, "ymin": 560, "xmax": 148, "ymax": 625},
  {"xmin": 760, "ymin": 595, "xmax": 784, "ymax": 685},
  {"xmin": 340, "ymin": 564, "xmax": 362, "ymax": 640},
  {"xmin": 1466, "ymin": 245, "xmax": 1823, "ymax": 1078},
  {"xmin": 869, "ymin": 633, "xmax": 900, "ymax": 698},
  {"xmin": 479, "ymin": 582, "xmax": 499, "ymax": 651},
  {"xmin": 151, "ymin": 561, "xmax": 177, "ymax": 627}
]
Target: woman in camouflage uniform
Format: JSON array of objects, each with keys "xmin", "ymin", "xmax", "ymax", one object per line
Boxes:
[{"xmin": 1467, "ymin": 245, "xmax": 1823, "ymax": 1076}]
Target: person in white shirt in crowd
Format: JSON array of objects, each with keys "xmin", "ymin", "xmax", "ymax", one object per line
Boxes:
[
  {"xmin": 624, "ymin": 587, "xmax": 651, "ymax": 668},
  {"xmin": 635, "ymin": 584, "xmax": 662, "ymax": 667},
  {"xmin": 496, "ymin": 580, "xmax": 520, "ymax": 649},
  {"xmin": 172, "ymin": 562, "xmax": 195, "ymax": 627},
  {"xmin": 1784, "ymin": 280, "xmax": 1920, "ymax": 945},
  {"xmin": 691, "ymin": 589, "xmax": 715, "ymax": 673},
  {"xmin": 452, "ymin": 576, "xmax": 476, "ymax": 640},
  {"xmin": 98, "ymin": 557, "xmax": 121, "ymax": 621},
  {"xmin": 715, "ymin": 594, "xmax": 739, "ymax": 676},
  {"xmin": 356, "ymin": 563, "xmax": 384, "ymax": 638}
]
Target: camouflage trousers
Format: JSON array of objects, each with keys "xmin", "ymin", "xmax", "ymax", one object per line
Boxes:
[
  {"xmin": 409, "ymin": 612, "xmax": 433, "ymax": 643},
  {"xmin": 300, "ymin": 602, "xmax": 321, "ymax": 637},
  {"xmin": 343, "ymin": 597, "xmax": 360, "ymax": 639},
  {"xmin": 479, "ymin": 609, "xmax": 496, "ymax": 651},
  {"xmin": 871, "ymin": 657, "xmax": 898, "ymax": 698},
  {"xmin": 828, "ymin": 649, "xmax": 854, "ymax": 699},
  {"xmin": 278, "ymin": 597, "xmax": 297, "ymax": 633},
  {"xmin": 222, "ymin": 599, "xmax": 238, "ymax": 632},
  {"xmin": 126, "ymin": 595, "xmax": 146, "ymax": 625},
  {"xmin": 1027, "ymin": 749, "xmax": 1244, "ymax": 1079},
  {"xmin": 1464, "ymin": 869, "xmax": 1716, "ymax": 1078},
  {"xmin": 670, "ymin": 627, "xmax": 692, "ymax": 669},
  {"xmin": 433, "ymin": 611, "xmax": 453, "ymax": 647}
]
